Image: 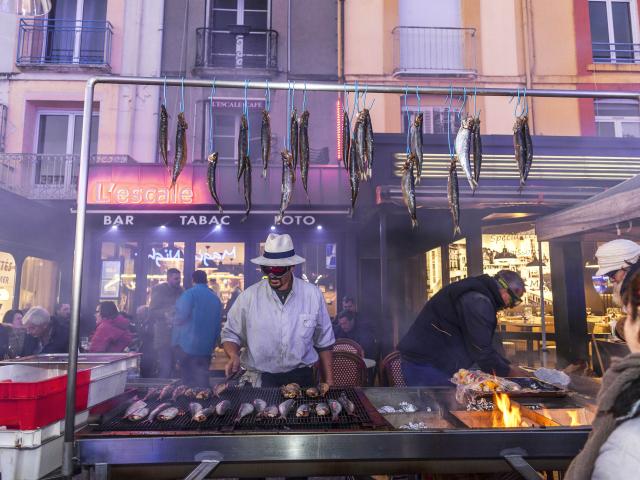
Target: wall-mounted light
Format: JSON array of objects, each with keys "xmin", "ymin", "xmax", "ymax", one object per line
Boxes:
[
  {"xmin": 160, "ymin": 225, "xmax": 167, "ymax": 230},
  {"xmin": 110, "ymin": 225, "xmax": 118, "ymax": 231},
  {"xmin": 316, "ymin": 225, "xmax": 323, "ymax": 230},
  {"xmin": 214, "ymin": 225, "xmax": 222, "ymax": 232},
  {"xmin": 270, "ymin": 225, "xmax": 276, "ymax": 231}
]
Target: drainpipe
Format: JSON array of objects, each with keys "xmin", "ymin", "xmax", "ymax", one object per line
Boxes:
[
  {"xmin": 521, "ymin": 0, "xmax": 535, "ymax": 132},
  {"xmin": 287, "ymin": 0, "xmax": 291, "ymax": 74},
  {"xmin": 338, "ymin": 0, "xmax": 345, "ymax": 81}
]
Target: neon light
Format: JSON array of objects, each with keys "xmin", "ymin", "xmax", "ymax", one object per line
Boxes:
[
  {"xmin": 195, "ymin": 246, "xmax": 237, "ymax": 267},
  {"xmin": 336, "ymin": 98, "xmax": 343, "ymax": 161},
  {"xmin": 93, "ymin": 182, "xmax": 194, "ymax": 205},
  {"xmin": 148, "ymin": 248, "xmax": 183, "ymax": 267}
]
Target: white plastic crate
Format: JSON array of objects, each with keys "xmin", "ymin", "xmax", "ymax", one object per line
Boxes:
[{"xmin": 0, "ymin": 411, "xmax": 89, "ymax": 480}]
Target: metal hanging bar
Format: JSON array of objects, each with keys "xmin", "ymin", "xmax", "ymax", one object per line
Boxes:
[{"xmin": 62, "ymin": 74, "xmax": 640, "ymax": 475}]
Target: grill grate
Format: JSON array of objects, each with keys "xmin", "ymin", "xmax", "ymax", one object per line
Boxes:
[{"xmin": 95, "ymin": 386, "xmax": 376, "ymax": 432}]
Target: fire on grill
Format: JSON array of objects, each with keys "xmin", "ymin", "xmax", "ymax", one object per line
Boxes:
[
  {"xmin": 94, "ymin": 385, "xmax": 388, "ymax": 433},
  {"xmin": 452, "ymin": 393, "xmax": 560, "ymax": 428}
]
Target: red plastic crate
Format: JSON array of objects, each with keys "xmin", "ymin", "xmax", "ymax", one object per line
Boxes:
[{"xmin": 0, "ymin": 366, "xmax": 91, "ymax": 430}]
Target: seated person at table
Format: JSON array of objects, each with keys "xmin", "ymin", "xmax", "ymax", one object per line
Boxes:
[
  {"xmin": 333, "ymin": 310, "xmax": 378, "ymax": 359},
  {"xmin": 398, "ymin": 270, "xmax": 529, "ymax": 386},
  {"xmin": 89, "ymin": 301, "xmax": 133, "ymax": 353},
  {"xmin": 21, "ymin": 306, "xmax": 69, "ymax": 356},
  {"xmin": 566, "ymin": 260, "xmax": 640, "ymax": 479}
]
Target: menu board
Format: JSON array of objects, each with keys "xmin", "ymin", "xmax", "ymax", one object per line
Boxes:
[{"xmin": 100, "ymin": 260, "xmax": 121, "ymax": 299}]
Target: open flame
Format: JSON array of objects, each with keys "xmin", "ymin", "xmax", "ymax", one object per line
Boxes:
[
  {"xmin": 568, "ymin": 410, "xmax": 580, "ymax": 427},
  {"xmin": 492, "ymin": 392, "xmax": 522, "ymax": 428}
]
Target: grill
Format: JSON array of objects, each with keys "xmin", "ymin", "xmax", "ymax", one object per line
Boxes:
[{"xmin": 95, "ymin": 386, "xmax": 387, "ymax": 433}]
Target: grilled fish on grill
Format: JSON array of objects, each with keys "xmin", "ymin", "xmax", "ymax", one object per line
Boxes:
[
  {"xmin": 213, "ymin": 382, "xmax": 229, "ymax": 398},
  {"xmin": 193, "ymin": 406, "xmax": 215, "ymax": 423},
  {"xmin": 189, "ymin": 402, "xmax": 203, "ymax": 417},
  {"xmin": 329, "ymin": 399, "xmax": 342, "ymax": 421},
  {"xmin": 215, "ymin": 399, "xmax": 231, "ymax": 416},
  {"xmin": 261, "ymin": 109, "xmax": 271, "ymax": 179},
  {"xmin": 171, "ymin": 385, "xmax": 187, "ymax": 402},
  {"xmin": 315, "ymin": 402, "xmax": 330, "ymax": 416},
  {"xmin": 145, "ymin": 402, "xmax": 172, "ymax": 424},
  {"xmin": 159, "ymin": 104, "xmax": 169, "ymax": 169},
  {"xmin": 411, "ymin": 112, "xmax": 424, "ymax": 183},
  {"xmin": 338, "ymin": 393, "xmax": 356, "ymax": 416},
  {"xmin": 305, "ymin": 387, "xmax": 319, "ymax": 398},
  {"xmin": 124, "ymin": 400, "xmax": 147, "ymax": 418},
  {"xmin": 278, "ymin": 399, "xmax": 296, "ymax": 419},
  {"xmin": 252, "ymin": 398, "xmax": 267, "ymax": 415},
  {"xmin": 234, "ymin": 402, "xmax": 255, "ymax": 423},
  {"xmin": 158, "ymin": 384, "xmax": 174, "ymax": 401},
  {"xmin": 127, "ymin": 407, "xmax": 149, "ymax": 422},
  {"xmin": 263, "ymin": 405, "xmax": 279, "ymax": 418},
  {"xmin": 184, "ymin": 388, "xmax": 197, "ymax": 399},
  {"xmin": 281, "ymin": 383, "xmax": 301, "ymax": 399},
  {"xmin": 318, "ymin": 383, "xmax": 330, "ymax": 396},
  {"xmin": 455, "ymin": 116, "xmax": 477, "ymax": 192},
  {"xmin": 196, "ymin": 388, "xmax": 211, "ymax": 400},
  {"xmin": 296, "ymin": 404, "xmax": 310, "ymax": 417},
  {"xmin": 171, "ymin": 112, "xmax": 188, "ymax": 189},
  {"xmin": 158, "ymin": 406, "xmax": 180, "ymax": 421},
  {"xmin": 141, "ymin": 388, "xmax": 158, "ymax": 402}
]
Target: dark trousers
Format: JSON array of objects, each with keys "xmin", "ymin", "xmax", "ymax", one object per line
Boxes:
[
  {"xmin": 176, "ymin": 347, "xmax": 211, "ymax": 387},
  {"xmin": 401, "ymin": 358, "xmax": 451, "ymax": 386},
  {"xmin": 261, "ymin": 367, "xmax": 315, "ymax": 387}
]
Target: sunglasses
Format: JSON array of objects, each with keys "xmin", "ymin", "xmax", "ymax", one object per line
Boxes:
[
  {"xmin": 604, "ymin": 268, "xmax": 627, "ymax": 280},
  {"xmin": 497, "ymin": 277, "xmax": 523, "ymax": 307},
  {"xmin": 261, "ymin": 265, "xmax": 291, "ymax": 277}
]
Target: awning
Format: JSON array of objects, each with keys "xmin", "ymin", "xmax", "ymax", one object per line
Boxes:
[{"xmin": 535, "ymin": 174, "xmax": 640, "ymax": 240}]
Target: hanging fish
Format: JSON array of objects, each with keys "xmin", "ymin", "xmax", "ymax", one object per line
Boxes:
[
  {"xmin": 513, "ymin": 116, "xmax": 527, "ymax": 189},
  {"xmin": 298, "ymin": 110, "xmax": 310, "ymax": 200},
  {"xmin": 261, "ymin": 109, "xmax": 271, "ymax": 179},
  {"xmin": 410, "ymin": 113, "xmax": 424, "ymax": 183},
  {"xmin": 401, "ymin": 154, "xmax": 418, "ymax": 229},
  {"xmin": 355, "ymin": 111, "xmax": 367, "ymax": 181},
  {"xmin": 342, "ymin": 110, "xmax": 351, "ymax": 171},
  {"xmin": 159, "ymin": 104, "xmax": 169, "ymax": 169},
  {"xmin": 237, "ymin": 114, "xmax": 248, "ymax": 181},
  {"xmin": 454, "ymin": 116, "xmax": 477, "ymax": 192},
  {"xmin": 290, "ymin": 108, "xmax": 299, "ymax": 176},
  {"xmin": 276, "ymin": 150, "xmax": 295, "ymax": 224},
  {"xmin": 170, "ymin": 112, "xmax": 188, "ymax": 189},
  {"xmin": 348, "ymin": 132, "xmax": 360, "ymax": 215},
  {"xmin": 523, "ymin": 115, "xmax": 533, "ymax": 183},
  {"xmin": 363, "ymin": 108, "xmax": 374, "ymax": 180},
  {"xmin": 207, "ymin": 152, "xmax": 223, "ymax": 213},
  {"xmin": 447, "ymin": 158, "xmax": 461, "ymax": 237},
  {"xmin": 471, "ymin": 115, "xmax": 482, "ymax": 187},
  {"xmin": 241, "ymin": 155, "xmax": 252, "ymax": 222}
]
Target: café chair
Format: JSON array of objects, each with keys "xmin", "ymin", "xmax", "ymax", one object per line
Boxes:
[
  {"xmin": 333, "ymin": 338, "xmax": 365, "ymax": 357},
  {"xmin": 380, "ymin": 350, "xmax": 406, "ymax": 387},
  {"xmin": 332, "ymin": 350, "xmax": 368, "ymax": 387}
]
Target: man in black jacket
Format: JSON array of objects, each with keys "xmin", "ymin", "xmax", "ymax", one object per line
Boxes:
[
  {"xmin": 21, "ymin": 306, "xmax": 69, "ymax": 356},
  {"xmin": 398, "ymin": 270, "xmax": 528, "ymax": 386}
]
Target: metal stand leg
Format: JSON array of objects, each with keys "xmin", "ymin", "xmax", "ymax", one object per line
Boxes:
[
  {"xmin": 94, "ymin": 463, "xmax": 110, "ymax": 480},
  {"xmin": 501, "ymin": 448, "xmax": 544, "ymax": 480},
  {"xmin": 184, "ymin": 452, "xmax": 223, "ymax": 480}
]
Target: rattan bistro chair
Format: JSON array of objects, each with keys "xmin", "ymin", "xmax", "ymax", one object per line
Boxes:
[
  {"xmin": 332, "ymin": 350, "xmax": 368, "ymax": 387},
  {"xmin": 380, "ymin": 350, "xmax": 406, "ymax": 387},
  {"xmin": 333, "ymin": 338, "xmax": 365, "ymax": 357}
]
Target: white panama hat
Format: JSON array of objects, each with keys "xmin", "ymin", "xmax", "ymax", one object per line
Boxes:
[
  {"xmin": 595, "ymin": 239, "xmax": 640, "ymax": 277},
  {"xmin": 250, "ymin": 233, "xmax": 306, "ymax": 266}
]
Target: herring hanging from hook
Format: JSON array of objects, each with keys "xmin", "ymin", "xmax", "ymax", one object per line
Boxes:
[{"xmin": 261, "ymin": 80, "xmax": 271, "ymax": 179}]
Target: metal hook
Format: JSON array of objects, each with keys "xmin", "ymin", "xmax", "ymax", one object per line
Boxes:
[
  {"xmin": 163, "ymin": 76, "xmax": 167, "ymax": 105},
  {"xmin": 415, "ymin": 86, "xmax": 421, "ymax": 112},
  {"xmin": 265, "ymin": 79, "xmax": 271, "ymax": 112},
  {"xmin": 302, "ymin": 81, "xmax": 308, "ymax": 112},
  {"xmin": 180, "ymin": 77, "xmax": 185, "ymax": 112}
]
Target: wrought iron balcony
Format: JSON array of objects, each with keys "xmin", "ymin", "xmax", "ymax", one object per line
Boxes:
[
  {"xmin": 592, "ymin": 42, "xmax": 640, "ymax": 64},
  {"xmin": 195, "ymin": 27, "xmax": 278, "ymax": 74},
  {"xmin": 392, "ymin": 26, "xmax": 477, "ymax": 77},
  {"xmin": 0, "ymin": 154, "xmax": 134, "ymax": 200},
  {"xmin": 17, "ymin": 18, "xmax": 113, "ymax": 68}
]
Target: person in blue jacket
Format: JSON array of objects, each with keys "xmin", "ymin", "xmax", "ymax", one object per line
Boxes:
[
  {"xmin": 172, "ymin": 270, "xmax": 222, "ymax": 386},
  {"xmin": 398, "ymin": 270, "xmax": 529, "ymax": 386}
]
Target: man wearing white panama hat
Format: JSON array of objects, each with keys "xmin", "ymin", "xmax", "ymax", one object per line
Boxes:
[
  {"xmin": 221, "ymin": 233, "xmax": 335, "ymax": 387},
  {"xmin": 596, "ymin": 239, "xmax": 640, "ymax": 340}
]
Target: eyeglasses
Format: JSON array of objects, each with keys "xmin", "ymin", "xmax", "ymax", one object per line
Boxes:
[
  {"xmin": 497, "ymin": 277, "xmax": 523, "ymax": 307},
  {"xmin": 261, "ymin": 265, "xmax": 290, "ymax": 277}
]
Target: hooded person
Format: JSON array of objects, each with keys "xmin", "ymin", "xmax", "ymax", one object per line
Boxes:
[
  {"xmin": 596, "ymin": 239, "xmax": 640, "ymax": 340},
  {"xmin": 221, "ymin": 233, "xmax": 335, "ymax": 387},
  {"xmin": 88, "ymin": 301, "xmax": 133, "ymax": 353}
]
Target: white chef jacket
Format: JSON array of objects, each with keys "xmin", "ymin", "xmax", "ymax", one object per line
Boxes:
[{"xmin": 221, "ymin": 276, "xmax": 335, "ymax": 374}]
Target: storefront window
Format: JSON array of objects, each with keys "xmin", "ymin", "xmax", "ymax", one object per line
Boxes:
[
  {"xmin": 425, "ymin": 247, "xmax": 442, "ymax": 299},
  {"xmin": 19, "ymin": 256, "xmax": 59, "ymax": 312},
  {"xmin": 100, "ymin": 241, "xmax": 138, "ymax": 312},
  {"xmin": 482, "ymin": 229, "xmax": 554, "ymax": 367},
  {"xmin": 195, "ymin": 242, "xmax": 245, "ymax": 311},
  {"xmin": 302, "ymin": 243, "xmax": 338, "ymax": 318},
  {"xmin": 146, "ymin": 242, "xmax": 185, "ymax": 303},
  {"xmin": 0, "ymin": 252, "xmax": 16, "ymax": 318},
  {"xmin": 449, "ymin": 239, "xmax": 467, "ymax": 283}
]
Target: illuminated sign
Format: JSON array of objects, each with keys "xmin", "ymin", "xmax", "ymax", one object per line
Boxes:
[
  {"xmin": 93, "ymin": 182, "xmax": 194, "ymax": 205},
  {"xmin": 274, "ymin": 215, "xmax": 316, "ymax": 226},
  {"xmin": 148, "ymin": 248, "xmax": 183, "ymax": 267},
  {"xmin": 103, "ymin": 215, "xmax": 134, "ymax": 226},
  {"xmin": 196, "ymin": 246, "xmax": 237, "ymax": 267}
]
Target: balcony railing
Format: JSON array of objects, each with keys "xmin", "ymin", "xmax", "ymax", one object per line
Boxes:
[
  {"xmin": 0, "ymin": 154, "xmax": 135, "ymax": 200},
  {"xmin": 17, "ymin": 18, "xmax": 113, "ymax": 67},
  {"xmin": 592, "ymin": 42, "xmax": 640, "ymax": 64},
  {"xmin": 392, "ymin": 26, "xmax": 476, "ymax": 77},
  {"xmin": 195, "ymin": 27, "xmax": 278, "ymax": 71}
]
